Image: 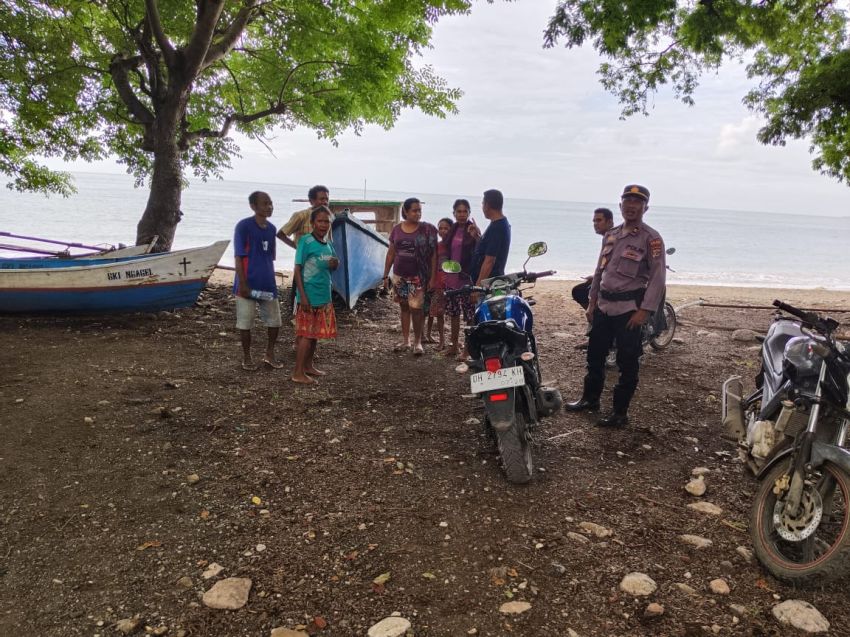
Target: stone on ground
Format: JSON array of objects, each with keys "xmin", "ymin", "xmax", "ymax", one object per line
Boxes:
[
  {"xmin": 735, "ymin": 546, "xmax": 754, "ymax": 562},
  {"xmin": 619, "ymin": 572, "xmax": 657, "ymax": 596},
  {"xmin": 499, "ymin": 601, "xmax": 532, "ymax": 615},
  {"xmin": 367, "ymin": 616, "xmax": 412, "ymax": 637},
  {"xmin": 115, "ymin": 616, "xmax": 142, "ymax": 634},
  {"xmin": 772, "ymin": 600, "xmax": 830, "ymax": 633},
  {"xmin": 202, "ymin": 577, "xmax": 252, "ymax": 610},
  {"xmin": 691, "ymin": 467, "xmax": 711, "ymax": 476},
  {"xmin": 675, "ymin": 583, "xmax": 698, "ymax": 595},
  {"xmin": 567, "ymin": 531, "xmax": 590, "ymax": 544},
  {"xmin": 579, "ymin": 521, "xmax": 612, "ymax": 537},
  {"xmin": 709, "ymin": 578, "xmax": 730, "ymax": 595},
  {"xmin": 176, "ymin": 576, "xmax": 193, "ymax": 589},
  {"xmin": 688, "ymin": 501, "xmax": 722, "ymax": 515},
  {"xmin": 685, "ymin": 476, "xmax": 707, "ymax": 496},
  {"xmin": 202, "ymin": 562, "xmax": 224, "ymax": 579},
  {"xmin": 271, "ymin": 628, "xmax": 309, "ymax": 637},
  {"xmin": 679, "ymin": 534, "xmax": 712, "ymax": 549},
  {"xmin": 644, "ymin": 602, "xmax": 665, "ymax": 618},
  {"xmin": 729, "ymin": 604, "xmax": 747, "ymax": 617}
]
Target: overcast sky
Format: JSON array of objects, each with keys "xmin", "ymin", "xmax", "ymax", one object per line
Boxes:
[{"xmin": 51, "ymin": 2, "xmax": 850, "ymax": 216}]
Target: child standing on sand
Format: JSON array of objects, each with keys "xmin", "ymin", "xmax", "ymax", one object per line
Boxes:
[
  {"xmin": 426, "ymin": 217, "xmax": 452, "ymax": 350},
  {"xmin": 292, "ymin": 206, "xmax": 339, "ymax": 384}
]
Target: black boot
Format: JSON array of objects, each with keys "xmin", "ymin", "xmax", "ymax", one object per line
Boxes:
[
  {"xmin": 565, "ymin": 397, "xmax": 600, "ymax": 412},
  {"xmin": 597, "ymin": 411, "xmax": 629, "ymax": 427}
]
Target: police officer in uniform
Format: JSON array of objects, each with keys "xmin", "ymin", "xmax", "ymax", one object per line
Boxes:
[{"xmin": 565, "ymin": 184, "xmax": 666, "ymax": 427}]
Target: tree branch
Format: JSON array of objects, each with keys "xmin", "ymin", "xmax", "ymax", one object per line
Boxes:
[
  {"xmin": 109, "ymin": 55, "xmax": 156, "ymax": 124},
  {"xmin": 221, "ymin": 60, "xmax": 246, "ymax": 114},
  {"xmin": 179, "ymin": 101, "xmax": 287, "ymax": 148},
  {"xmin": 183, "ymin": 0, "xmax": 227, "ymax": 79},
  {"xmin": 203, "ymin": 1, "xmax": 259, "ymax": 70},
  {"xmin": 276, "ymin": 59, "xmax": 352, "ymax": 102},
  {"xmin": 143, "ymin": 0, "xmax": 176, "ymax": 67}
]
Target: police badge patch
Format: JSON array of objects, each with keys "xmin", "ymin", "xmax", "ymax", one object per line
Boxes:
[{"xmin": 649, "ymin": 238, "xmax": 663, "ymax": 258}]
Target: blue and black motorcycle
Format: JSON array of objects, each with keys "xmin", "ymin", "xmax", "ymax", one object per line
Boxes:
[{"xmin": 443, "ymin": 242, "xmax": 562, "ymax": 483}]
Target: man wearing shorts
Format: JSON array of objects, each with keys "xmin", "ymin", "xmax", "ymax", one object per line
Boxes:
[{"xmin": 233, "ymin": 191, "xmax": 283, "ymax": 370}]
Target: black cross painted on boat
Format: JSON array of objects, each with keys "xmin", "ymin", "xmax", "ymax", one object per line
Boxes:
[{"xmin": 179, "ymin": 257, "xmax": 191, "ymax": 275}]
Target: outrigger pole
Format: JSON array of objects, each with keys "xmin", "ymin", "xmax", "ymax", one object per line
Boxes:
[
  {"xmin": 0, "ymin": 243, "xmax": 71, "ymax": 256},
  {"xmin": 0, "ymin": 231, "xmax": 109, "ymax": 253}
]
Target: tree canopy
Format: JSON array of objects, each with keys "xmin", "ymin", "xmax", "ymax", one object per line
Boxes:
[
  {"xmin": 0, "ymin": 0, "xmax": 469, "ymax": 247},
  {"xmin": 544, "ymin": 1, "xmax": 850, "ymax": 184}
]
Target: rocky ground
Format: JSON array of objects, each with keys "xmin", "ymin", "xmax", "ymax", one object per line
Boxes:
[{"xmin": 1, "ymin": 281, "xmax": 849, "ymax": 637}]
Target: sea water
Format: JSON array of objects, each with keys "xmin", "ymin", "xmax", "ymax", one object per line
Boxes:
[{"xmin": 1, "ymin": 171, "xmax": 848, "ymax": 290}]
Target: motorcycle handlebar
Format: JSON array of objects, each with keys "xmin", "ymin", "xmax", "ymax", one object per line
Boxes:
[
  {"xmin": 773, "ymin": 299, "xmax": 839, "ymax": 334},
  {"xmin": 444, "ymin": 271, "xmax": 556, "ymax": 297},
  {"xmin": 773, "ymin": 299, "xmax": 820, "ymax": 326},
  {"xmin": 526, "ymin": 270, "xmax": 556, "ymax": 282}
]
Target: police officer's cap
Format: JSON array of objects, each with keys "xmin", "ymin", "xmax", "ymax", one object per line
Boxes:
[{"xmin": 621, "ymin": 184, "xmax": 650, "ymax": 202}]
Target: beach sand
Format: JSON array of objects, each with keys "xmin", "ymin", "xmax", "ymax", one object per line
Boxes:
[{"xmin": 1, "ymin": 278, "xmax": 849, "ymax": 636}]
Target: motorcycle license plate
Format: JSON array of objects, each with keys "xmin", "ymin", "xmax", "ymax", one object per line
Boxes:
[{"xmin": 470, "ymin": 366, "xmax": 525, "ymax": 394}]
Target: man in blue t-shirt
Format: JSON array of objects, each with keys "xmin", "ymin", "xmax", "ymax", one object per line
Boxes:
[
  {"xmin": 470, "ymin": 189, "xmax": 511, "ymax": 286},
  {"xmin": 233, "ymin": 191, "xmax": 283, "ymax": 371}
]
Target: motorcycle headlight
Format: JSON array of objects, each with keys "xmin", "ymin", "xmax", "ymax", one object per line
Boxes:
[{"xmin": 784, "ymin": 336, "xmax": 825, "ymax": 377}]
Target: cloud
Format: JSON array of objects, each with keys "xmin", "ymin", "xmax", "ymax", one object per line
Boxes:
[{"xmin": 715, "ymin": 116, "xmax": 763, "ymax": 159}]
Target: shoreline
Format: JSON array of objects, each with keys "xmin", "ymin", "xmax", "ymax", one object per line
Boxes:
[{"xmin": 208, "ymin": 269, "xmax": 850, "ymax": 309}]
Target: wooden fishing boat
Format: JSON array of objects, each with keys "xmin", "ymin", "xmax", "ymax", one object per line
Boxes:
[
  {"xmin": 0, "ymin": 240, "xmax": 228, "ymax": 313},
  {"xmin": 329, "ymin": 210, "xmax": 391, "ymax": 309}
]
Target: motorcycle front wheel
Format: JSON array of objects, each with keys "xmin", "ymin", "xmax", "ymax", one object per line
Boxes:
[
  {"xmin": 496, "ymin": 409, "xmax": 533, "ymax": 484},
  {"xmin": 649, "ymin": 302, "xmax": 677, "ymax": 350},
  {"xmin": 750, "ymin": 460, "xmax": 850, "ymax": 583}
]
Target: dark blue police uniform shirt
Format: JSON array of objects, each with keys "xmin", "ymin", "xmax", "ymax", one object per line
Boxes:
[{"xmin": 470, "ymin": 217, "xmax": 511, "ymax": 282}]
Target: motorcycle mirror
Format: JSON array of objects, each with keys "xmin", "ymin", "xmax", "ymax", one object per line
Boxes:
[
  {"xmin": 441, "ymin": 260, "xmax": 462, "ymax": 274},
  {"xmin": 527, "ymin": 242, "xmax": 548, "ymax": 258},
  {"xmin": 666, "ymin": 247, "xmax": 676, "ymax": 255}
]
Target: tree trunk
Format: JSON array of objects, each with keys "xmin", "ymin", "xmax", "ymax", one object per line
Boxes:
[{"xmin": 136, "ymin": 119, "xmax": 183, "ymax": 252}]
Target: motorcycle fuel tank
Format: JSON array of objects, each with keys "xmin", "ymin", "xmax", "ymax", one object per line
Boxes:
[{"xmin": 474, "ymin": 295, "xmax": 534, "ymax": 332}]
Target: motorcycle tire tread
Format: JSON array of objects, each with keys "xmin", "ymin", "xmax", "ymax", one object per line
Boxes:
[
  {"xmin": 649, "ymin": 302, "xmax": 677, "ymax": 351},
  {"xmin": 497, "ymin": 410, "xmax": 533, "ymax": 485},
  {"xmin": 749, "ymin": 460, "xmax": 850, "ymax": 584}
]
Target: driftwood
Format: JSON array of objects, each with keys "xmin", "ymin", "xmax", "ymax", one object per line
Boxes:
[{"xmin": 694, "ymin": 301, "xmax": 850, "ymax": 313}]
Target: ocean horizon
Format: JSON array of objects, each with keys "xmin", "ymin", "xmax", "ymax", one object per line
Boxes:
[{"xmin": 2, "ymin": 171, "xmax": 849, "ymax": 290}]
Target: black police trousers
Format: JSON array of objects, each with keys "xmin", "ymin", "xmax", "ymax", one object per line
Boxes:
[{"xmin": 582, "ymin": 308, "xmax": 643, "ymax": 414}]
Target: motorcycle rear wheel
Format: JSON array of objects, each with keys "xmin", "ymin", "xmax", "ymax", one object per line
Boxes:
[
  {"xmin": 649, "ymin": 302, "xmax": 677, "ymax": 350},
  {"xmin": 496, "ymin": 409, "xmax": 533, "ymax": 484},
  {"xmin": 750, "ymin": 460, "xmax": 850, "ymax": 583}
]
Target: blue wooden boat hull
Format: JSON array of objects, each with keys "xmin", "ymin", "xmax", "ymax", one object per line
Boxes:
[
  {"xmin": 1, "ymin": 280, "xmax": 210, "ymax": 313},
  {"xmin": 331, "ymin": 214, "xmax": 389, "ymax": 309}
]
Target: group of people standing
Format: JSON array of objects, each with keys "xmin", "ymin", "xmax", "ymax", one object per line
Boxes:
[
  {"xmin": 231, "ymin": 185, "xmax": 513, "ymax": 381},
  {"xmin": 381, "ymin": 189, "xmax": 511, "ymax": 358},
  {"xmin": 232, "ymin": 181, "xmax": 666, "ymax": 430},
  {"xmin": 232, "ymin": 186, "xmax": 337, "ymax": 385}
]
